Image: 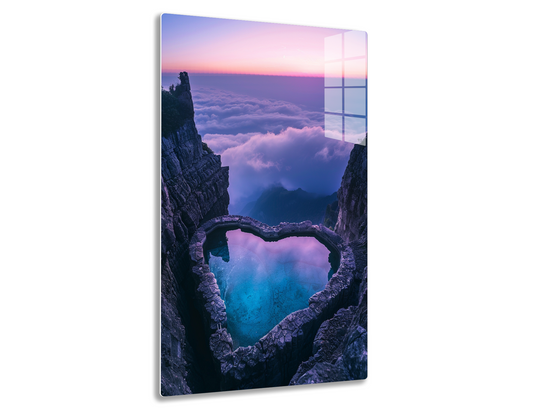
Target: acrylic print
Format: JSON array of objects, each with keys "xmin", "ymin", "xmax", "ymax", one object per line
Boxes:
[{"xmin": 161, "ymin": 14, "xmax": 367, "ymax": 396}]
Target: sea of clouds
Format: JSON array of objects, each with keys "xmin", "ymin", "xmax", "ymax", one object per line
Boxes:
[{"xmin": 191, "ymin": 87, "xmax": 353, "ymax": 213}]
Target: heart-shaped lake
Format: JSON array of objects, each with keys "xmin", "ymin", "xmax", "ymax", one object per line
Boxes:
[{"xmin": 204, "ymin": 228, "xmax": 339, "ymax": 348}]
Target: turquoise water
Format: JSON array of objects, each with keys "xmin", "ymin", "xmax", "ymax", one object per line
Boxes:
[{"xmin": 204, "ymin": 229, "xmax": 337, "ymax": 348}]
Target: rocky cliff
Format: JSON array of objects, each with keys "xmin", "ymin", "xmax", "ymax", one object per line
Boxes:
[
  {"xmin": 161, "ymin": 72, "xmax": 230, "ymax": 395},
  {"xmin": 291, "ymin": 142, "xmax": 368, "ymax": 384},
  {"xmin": 336, "ymin": 141, "xmax": 367, "ymax": 310},
  {"xmin": 335, "ymin": 143, "xmax": 367, "ymax": 245},
  {"xmin": 290, "ymin": 268, "xmax": 367, "ymax": 384}
]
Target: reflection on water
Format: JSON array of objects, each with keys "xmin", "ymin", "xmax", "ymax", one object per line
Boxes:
[{"xmin": 204, "ymin": 229, "xmax": 338, "ymax": 348}]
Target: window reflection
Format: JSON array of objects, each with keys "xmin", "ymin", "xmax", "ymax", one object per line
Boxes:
[{"xmin": 324, "ymin": 30, "xmax": 367, "ymax": 146}]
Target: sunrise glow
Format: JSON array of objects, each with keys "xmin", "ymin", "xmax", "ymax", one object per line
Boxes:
[{"xmin": 161, "ymin": 14, "xmax": 366, "ymax": 77}]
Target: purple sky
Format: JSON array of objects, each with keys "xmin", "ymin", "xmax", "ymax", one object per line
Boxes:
[
  {"xmin": 161, "ymin": 14, "xmax": 349, "ymax": 76},
  {"xmin": 161, "ymin": 15, "xmax": 358, "ymax": 213}
]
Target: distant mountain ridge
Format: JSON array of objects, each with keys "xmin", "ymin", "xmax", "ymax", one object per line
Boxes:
[{"xmin": 240, "ymin": 186, "xmax": 337, "ymax": 226}]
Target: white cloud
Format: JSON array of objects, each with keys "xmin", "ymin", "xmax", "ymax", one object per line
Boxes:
[
  {"xmin": 204, "ymin": 126, "xmax": 353, "ymax": 208},
  {"xmin": 192, "ymin": 88, "xmax": 323, "ymax": 135}
]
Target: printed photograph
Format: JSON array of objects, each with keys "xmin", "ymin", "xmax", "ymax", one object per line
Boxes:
[{"xmin": 160, "ymin": 14, "xmax": 367, "ymax": 395}]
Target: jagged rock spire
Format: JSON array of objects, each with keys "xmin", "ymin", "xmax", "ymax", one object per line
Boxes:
[{"xmin": 179, "ymin": 72, "xmax": 190, "ymax": 91}]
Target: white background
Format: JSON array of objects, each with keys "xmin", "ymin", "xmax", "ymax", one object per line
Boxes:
[{"xmin": 1, "ymin": 1, "xmax": 532, "ymax": 409}]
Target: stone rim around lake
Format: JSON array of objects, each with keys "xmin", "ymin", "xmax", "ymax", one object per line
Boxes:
[
  {"xmin": 204, "ymin": 228, "xmax": 337, "ymax": 349},
  {"xmin": 188, "ymin": 215, "xmax": 357, "ymax": 390}
]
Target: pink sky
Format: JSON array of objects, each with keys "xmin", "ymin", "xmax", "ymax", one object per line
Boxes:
[{"xmin": 161, "ymin": 14, "xmax": 365, "ymax": 77}]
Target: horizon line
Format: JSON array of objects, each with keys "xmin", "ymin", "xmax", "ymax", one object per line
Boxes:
[{"xmin": 161, "ymin": 71, "xmax": 326, "ymax": 78}]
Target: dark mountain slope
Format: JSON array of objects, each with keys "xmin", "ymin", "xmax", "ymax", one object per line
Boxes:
[{"xmin": 242, "ymin": 186, "xmax": 337, "ymax": 226}]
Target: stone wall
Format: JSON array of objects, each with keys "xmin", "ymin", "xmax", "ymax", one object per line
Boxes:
[{"xmin": 188, "ymin": 216, "xmax": 359, "ymax": 390}]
